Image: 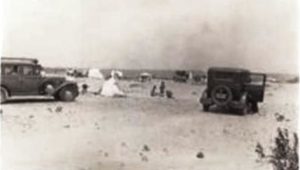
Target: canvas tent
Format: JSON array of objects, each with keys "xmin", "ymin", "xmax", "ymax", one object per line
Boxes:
[
  {"xmin": 77, "ymin": 68, "xmax": 104, "ymax": 94},
  {"xmin": 88, "ymin": 68, "xmax": 104, "ymax": 79},
  {"xmin": 111, "ymin": 70, "xmax": 123, "ymax": 78},
  {"xmin": 139, "ymin": 72, "xmax": 152, "ymax": 82},
  {"xmin": 65, "ymin": 75, "xmax": 75, "ymax": 81},
  {"xmin": 101, "ymin": 71, "xmax": 125, "ymax": 97}
]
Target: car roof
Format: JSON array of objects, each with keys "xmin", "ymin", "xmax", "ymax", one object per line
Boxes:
[
  {"xmin": 208, "ymin": 67, "xmax": 250, "ymax": 73},
  {"xmin": 1, "ymin": 57, "xmax": 39, "ymax": 65}
]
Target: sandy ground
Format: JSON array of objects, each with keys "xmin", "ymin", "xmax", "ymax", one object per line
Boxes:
[{"xmin": 1, "ymin": 80, "xmax": 298, "ymax": 170}]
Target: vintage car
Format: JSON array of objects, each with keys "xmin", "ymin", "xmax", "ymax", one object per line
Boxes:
[
  {"xmin": 200, "ymin": 67, "xmax": 267, "ymax": 115},
  {"xmin": 1, "ymin": 57, "xmax": 79, "ymax": 103},
  {"xmin": 173, "ymin": 70, "xmax": 189, "ymax": 82}
]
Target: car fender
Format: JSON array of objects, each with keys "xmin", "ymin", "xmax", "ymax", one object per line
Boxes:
[
  {"xmin": 0, "ymin": 84, "xmax": 11, "ymax": 96},
  {"xmin": 53, "ymin": 81, "xmax": 79, "ymax": 96},
  {"xmin": 39, "ymin": 80, "xmax": 58, "ymax": 94}
]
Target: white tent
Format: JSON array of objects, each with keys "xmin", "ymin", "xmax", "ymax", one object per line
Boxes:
[
  {"xmin": 140, "ymin": 72, "xmax": 152, "ymax": 77},
  {"xmin": 65, "ymin": 75, "xmax": 75, "ymax": 81},
  {"xmin": 77, "ymin": 68, "xmax": 104, "ymax": 94},
  {"xmin": 88, "ymin": 68, "xmax": 104, "ymax": 79},
  {"xmin": 140, "ymin": 72, "xmax": 152, "ymax": 82},
  {"xmin": 101, "ymin": 73, "xmax": 125, "ymax": 97},
  {"xmin": 111, "ymin": 70, "xmax": 123, "ymax": 78}
]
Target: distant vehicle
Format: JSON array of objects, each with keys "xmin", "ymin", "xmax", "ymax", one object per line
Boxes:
[
  {"xmin": 1, "ymin": 57, "xmax": 79, "ymax": 103},
  {"xmin": 200, "ymin": 67, "xmax": 267, "ymax": 115},
  {"xmin": 173, "ymin": 70, "xmax": 189, "ymax": 82}
]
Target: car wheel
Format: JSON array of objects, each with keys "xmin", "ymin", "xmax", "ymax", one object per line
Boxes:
[
  {"xmin": 53, "ymin": 93, "xmax": 60, "ymax": 100},
  {"xmin": 239, "ymin": 103, "xmax": 252, "ymax": 115},
  {"xmin": 240, "ymin": 106, "xmax": 248, "ymax": 115},
  {"xmin": 43, "ymin": 83, "xmax": 55, "ymax": 95},
  {"xmin": 251, "ymin": 102, "xmax": 258, "ymax": 113},
  {"xmin": 203, "ymin": 104, "xmax": 210, "ymax": 112},
  {"xmin": 59, "ymin": 88, "xmax": 76, "ymax": 102},
  {"xmin": 1, "ymin": 87, "xmax": 8, "ymax": 104},
  {"xmin": 211, "ymin": 85, "xmax": 233, "ymax": 106}
]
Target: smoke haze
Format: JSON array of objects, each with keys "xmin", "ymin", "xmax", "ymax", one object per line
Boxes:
[{"xmin": 2, "ymin": 0, "xmax": 298, "ymax": 73}]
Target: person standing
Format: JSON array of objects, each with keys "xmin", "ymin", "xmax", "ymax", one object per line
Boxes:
[{"xmin": 159, "ymin": 81, "xmax": 166, "ymax": 97}]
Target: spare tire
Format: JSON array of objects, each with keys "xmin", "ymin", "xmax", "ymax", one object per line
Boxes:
[{"xmin": 211, "ymin": 85, "xmax": 233, "ymax": 106}]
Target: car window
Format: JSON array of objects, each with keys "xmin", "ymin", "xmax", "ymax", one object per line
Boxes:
[
  {"xmin": 3, "ymin": 65, "xmax": 19, "ymax": 75},
  {"xmin": 34, "ymin": 67, "xmax": 42, "ymax": 75},
  {"xmin": 22, "ymin": 66, "xmax": 34, "ymax": 76},
  {"xmin": 214, "ymin": 72, "xmax": 236, "ymax": 81},
  {"xmin": 241, "ymin": 74, "xmax": 251, "ymax": 83},
  {"xmin": 248, "ymin": 74, "xmax": 264, "ymax": 85}
]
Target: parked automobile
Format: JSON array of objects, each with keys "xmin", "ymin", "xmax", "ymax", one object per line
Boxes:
[
  {"xmin": 173, "ymin": 70, "xmax": 189, "ymax": 82},
  {"xmin": 200, "ymin": 67, "xmax": 267, "ymax": 115},
  {"xmin": 1, "ymin": 57, "xmax": 79, "ymax": 103}
]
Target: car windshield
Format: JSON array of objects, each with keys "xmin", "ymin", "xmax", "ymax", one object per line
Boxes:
[
  {"xmin": 248, "ymin": 74, "xmax": 264, "ymax": 85},
  {"xmin": 213, "ymin": 72, "xmax": 237, "ymax": 81}
]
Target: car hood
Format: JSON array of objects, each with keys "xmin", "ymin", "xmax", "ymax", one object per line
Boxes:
[
  {"xmin": 43, "ymin": 75, "xmax": 66, "ymax": 80},
  {"xmin": 42, "ymin": 74, "xmax": 78, "ymax": 84}
]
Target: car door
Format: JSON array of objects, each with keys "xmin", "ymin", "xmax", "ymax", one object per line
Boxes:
[
  {"xmin": 245, "ymin": 73, "xmax": 267, "ymax": 102},
  {"xmin": 19, "ymin": 65, "xmax": 43, "ymax": 95},
  {"xmin": 1, "ymin": 64, "xmax": 23, "ymax": 95}
]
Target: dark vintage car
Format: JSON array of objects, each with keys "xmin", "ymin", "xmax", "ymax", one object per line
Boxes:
[
  {"xmin": 200, "ymin": 67, "xmax": 267, "ymax": 115},
  {"xmin": 1, "ymin": 57, "xmax": 79, "ymax": 103},
  {"xmin": 173, "ymin": 70, "xmax": 189, "ymax": 82}
]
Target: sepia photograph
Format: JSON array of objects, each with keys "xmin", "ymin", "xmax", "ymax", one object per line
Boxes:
[{"xmin": 0, "ymin": 0, "xmax": 299, "ymax": 170}]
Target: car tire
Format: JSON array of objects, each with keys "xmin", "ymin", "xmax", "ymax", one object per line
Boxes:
[
  {"xmin": 53, "ymin": 93, "xmax": 60, "ymax": 100},
  {"xmin": 1, "ymin": 87, "xmax": 9, "ymax": 104},
  {"xmin": 240, "ymin": 104, "xmax": 250, "ymax": 115},
  {"xmin": 251, "ymin": 102, "xmax": 258, "ymax": 113},
  {"xmin": 211, "ymin": 85, "xmax": 233, "ymax": 106},
  {"xmin": 203, "ymin": 104, "xmax": 210, "ymax": 112},
  {"xmin": 44, "ymin": 83, "xmax": 56, "ymax": 95},
  {"xmin": 58, "ymin": 87, "xmax": 76, "ymax": 102},
  {"xmin": 238, "ymin": 93, "xmax": 251, "ymax": 115}
]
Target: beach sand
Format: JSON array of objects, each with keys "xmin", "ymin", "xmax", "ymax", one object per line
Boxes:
[{"xmin": 1, "ymin": 79, "xmax": 298, "ymax": 170}]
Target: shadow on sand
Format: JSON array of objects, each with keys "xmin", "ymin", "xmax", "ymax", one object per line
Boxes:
[
  {"xmin": 204, "ymin": 105, "xmax": 252, "ymax": 116},
  {"xmin": 3, "ymin": 97, "xmax": 57, "ymax": 104}
]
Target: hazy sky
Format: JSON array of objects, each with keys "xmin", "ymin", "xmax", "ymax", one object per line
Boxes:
[{"xmin": 1, "ymin": 0, "xmax": 299, "ymax": 73}]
